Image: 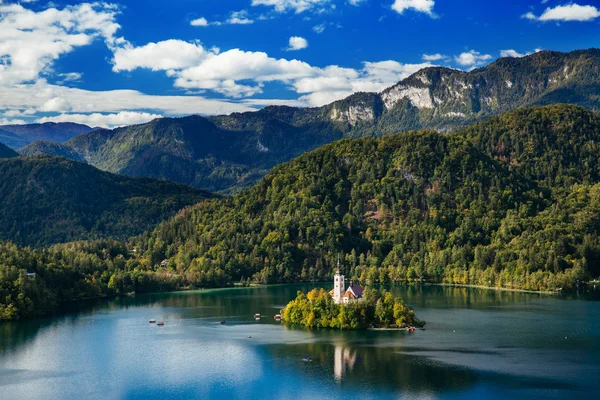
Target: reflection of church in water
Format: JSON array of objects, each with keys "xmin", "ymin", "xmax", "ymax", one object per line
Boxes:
[{"xmin": 334, "ymin": 343, "xmax": 357, "ymax": 381}]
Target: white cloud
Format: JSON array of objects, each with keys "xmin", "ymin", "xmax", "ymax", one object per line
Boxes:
[
  {"xmin": 455, "ymin": 50, "xmax": 492, "ymax": 67},
  {"xmin": 251, "ymin": 0, "xmax": 331, "ymax": 13},
  {"xmin": 190, "ymin": 17, "xmax": 209, "ymax": 26},
  {"xmin": 112, "ymin": 40, "xmax": 207, "ymax": 72},
  {"xmin": 523, "ymin": 4, "xmax": 600, "ymax": 22},
  {"xmin": 173, "ymin": 49, "xmax": 316, "ymax": 97},
  {"xmin": 37, "ymin": 111, "xmax": 163, "ymax": 128},
  {"xmin": 226, "ymin": 10, "xmax": 254, "ymax": 24},
  {"xmin": 0, "ymin": 80, "xmax": 256, "ymax": 121},
  {"xmin": 500, "ymin": 48, "xmax": 543, "ymax": 58},
  {"xmin": 348, "ymin": 0, "xmax": 366, "ymax": 5},
  {"xmin": 500, "ymin": 49, "xmax": 527, "ymax": 58},
  {"xmin": 287, "ymin": 36, "xmax": 308, "ymax": 51},
  {"xmin": 392, "ymin": 0, "xmax": 436, "ymax": 16},
  {"xmin": 313, "ymin": 23, "xmax": 326, "ymax": 33},
  {"xmin": 0, "ymin": 2, "xmax": 121, "ymax": 86},
  {"xmin": 110, "ymin": 34, "xmax": 436, "ymax": 104},
  {"xmin": 422, "ymin": 53, "xmax": 447, "ymax": 61}
]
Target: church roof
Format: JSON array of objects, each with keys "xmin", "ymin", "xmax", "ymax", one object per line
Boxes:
[{"xmin": 345, "ymin": 283, "xmax": 364, "ymax": 298}]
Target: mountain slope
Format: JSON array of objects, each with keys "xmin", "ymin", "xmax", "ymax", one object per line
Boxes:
[
  {"xmin": 459, "ymin": 104, "xmax": 600, "ymax": 189},
  {"xmin": 18, "ymin": 141, "xmax": 85, "ymax": 161},
  {"xmin": 0, "ymin": 122, "xmax": 93, "ymax": 149},
  {"xmin": 0, "ymin": 129, "xmax": 29, "ymax": 149},
  {"xmin": 64, "ymin": 115, "xmax": 342, "ymax": 192},
  {"xmin": 0, "ymin": 142, "xmax": 18, "ymax": 158},
  {"xmin": 22, "ymin": 49, "xmax": 600, "ymax": 193},
  {"xmin": 0, "ymin": 156, "xmax": 215, "ymax": 247},
  {"xmin": 136, "ymin": 130, "xmax": 548, "ymax": 287}
]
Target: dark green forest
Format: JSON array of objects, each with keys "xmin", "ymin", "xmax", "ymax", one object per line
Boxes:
[
  {"xmin": 2, "ymin": 104, "xmax": 600, "ymax": 320},
  {"xmin": 0, "ymin": 156, "xmax": 214, "ymax": 247},
  {"xmin": 0, "ymin": 141, "xmax": 17, "ymax": 159}
]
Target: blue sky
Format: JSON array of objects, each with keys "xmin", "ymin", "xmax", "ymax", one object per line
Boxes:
[{"xmin": 0, "ymin": 0, "xmax": 599, "ymax": 127}]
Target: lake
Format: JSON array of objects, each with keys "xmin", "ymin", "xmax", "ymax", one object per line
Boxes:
[{"xmin": 1, "ymin": 284, "xmax": 599, "ymax": 399}]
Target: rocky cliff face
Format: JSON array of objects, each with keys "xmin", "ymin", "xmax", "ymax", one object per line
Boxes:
[{"xmin": 323, "ymin": 49, "xmax": 600, "ymax": 135}]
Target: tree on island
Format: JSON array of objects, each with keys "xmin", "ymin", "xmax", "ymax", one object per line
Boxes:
[{"xmin": 281, "ymin": 288, "xmax": 424, "ymax": 330}]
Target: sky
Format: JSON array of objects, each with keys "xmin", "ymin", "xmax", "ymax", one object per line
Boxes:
[{"xmin": 0, "ymin": 0, "xmax": 599, "ymax": 128}]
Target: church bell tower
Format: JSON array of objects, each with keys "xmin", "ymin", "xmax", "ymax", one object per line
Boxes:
[{"xmin": 333, "ymin": 256, "xmax": 345, "ymax": 304}]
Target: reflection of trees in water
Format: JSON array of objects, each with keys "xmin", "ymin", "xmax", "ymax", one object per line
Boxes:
[
  {"xmin": 0, "ymin": 314, "xmax": 79, "ymax": 356},
  {"xmin": 388, "ymin": 285, "xmax": 556, "ymax": 310}
]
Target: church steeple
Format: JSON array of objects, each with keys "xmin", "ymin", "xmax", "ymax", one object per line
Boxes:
[{"xmin": 333, "ymin": 255, "xmax": 345, "ymax": 304}]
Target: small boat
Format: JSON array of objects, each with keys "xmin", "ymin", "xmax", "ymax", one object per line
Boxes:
[
  {"xmin": 219, "ymin": 320, "xmax": 227, "ymax": 325},
  {"xmin": 274, "ymin": 314, "xmax": 282, "ymax": 321},
  {"xmin": 149, "ymin": 319, "xmax": 156, "ymax": 324},
  {"xmin": 254, "ymin": 313, "xmax": 261, "ymax": 318},
  {"xmin": 302, "ymin": 356, "xmax": 312, "ymax": 363},
  {"xmin": 407, "ymin": 326, "xmax": 416, "ymax": 332},
  {"xmin": 157, "ymin": 321, "xmax": 165, "ymax": 326}
]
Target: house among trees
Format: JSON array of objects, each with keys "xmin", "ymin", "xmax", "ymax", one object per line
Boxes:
[
  {"xmin": 330, "ymin": 258, "xmax": 364, "ymax": 304},
  {"xmin": 160, "ymin": 259, "xmax": 169, "ymax": 267}
]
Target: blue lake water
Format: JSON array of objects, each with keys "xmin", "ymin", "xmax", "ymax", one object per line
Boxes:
[{"xmin": 0, "ymin": 284, "xmax": 599, "ymax": 399}]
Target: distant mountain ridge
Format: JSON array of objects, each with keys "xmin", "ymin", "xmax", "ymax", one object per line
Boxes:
[
  {"xmin": 20, "ymin": 49, "xmax": 600, "ymax": 192},
  {"xmin": 0, "ymin": 122, "xmax": 93, "ymax": 149}
]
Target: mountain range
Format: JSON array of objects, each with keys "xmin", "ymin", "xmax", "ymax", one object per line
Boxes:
[
  {"xmin": 1, "ymin": 122, "xmax": 93, "ymax": 149},
  {"xmin": 2, "ymin": 103, "xmax": 600, "ymax": 319},
  {"xmin": 16, "ymin": 49, "xmax": 600, "ymax": 193}
]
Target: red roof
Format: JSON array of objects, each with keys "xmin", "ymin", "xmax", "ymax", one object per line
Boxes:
[{"xmin": 345, "ymin": 284, "xmax": 364, "ymax": 298}]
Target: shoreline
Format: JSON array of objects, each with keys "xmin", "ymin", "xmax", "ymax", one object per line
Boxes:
[{"xmin": 428, "ymin": 283, "xmax": 561, "ymax": 295}]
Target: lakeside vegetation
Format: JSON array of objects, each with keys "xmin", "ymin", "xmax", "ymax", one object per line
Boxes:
[{"xmin": 282, "ymin": 288, "xmax": 422, "ymax": 330}]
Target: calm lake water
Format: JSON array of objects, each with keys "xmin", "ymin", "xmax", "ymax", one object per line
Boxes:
[{"xmin": 1, "ymin": 284, "xmax": 599, "ymax": 399}]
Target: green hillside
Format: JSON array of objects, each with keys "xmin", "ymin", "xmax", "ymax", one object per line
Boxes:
[
  {"xmin": 460, "ymin": 104, "xmax": 600, "ymax": 189},
  {"xmin": 0, "ymin": 156, "xmax": 215, "ymax": 247},
  {"xmin": 18, "ymin": 141, "xmax": 85, "ymax": 161}
]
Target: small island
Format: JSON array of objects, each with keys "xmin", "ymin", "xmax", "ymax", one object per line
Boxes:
[{"xmin": 281, "ymin": 266, "xmax": 424, "ymax": 330}]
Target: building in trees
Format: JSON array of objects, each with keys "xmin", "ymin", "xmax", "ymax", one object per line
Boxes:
[{"xmin": 330, "ymin": 257, "xmax": 364, "ymax": 304}]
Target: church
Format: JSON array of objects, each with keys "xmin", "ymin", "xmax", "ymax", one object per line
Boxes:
[{"xmin": 329, "ymin": 260, "xmax": 364, "ymax": 304}]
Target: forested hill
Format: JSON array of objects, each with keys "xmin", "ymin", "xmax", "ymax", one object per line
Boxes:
[
  {"xmin": 0, "ymin": 156, "xmax": 215, "ymax": 247},
  {"xmin": 18, "ymin": 141, "xmax": 85, "ymax": 161},
  {"xmin": 460, "ymin": 104, "xmax": 600, "ymax": 189},
  {"xmin": 137, "ymin": 130, "xmax": 548, "ymax": 287},
  {"xmin": 23, "ymin": 48, "xmax": 600, "ymax": 193},
  {"xmin": 0, "ymin": 142, "xmax": 17, "ymax": 158}
]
